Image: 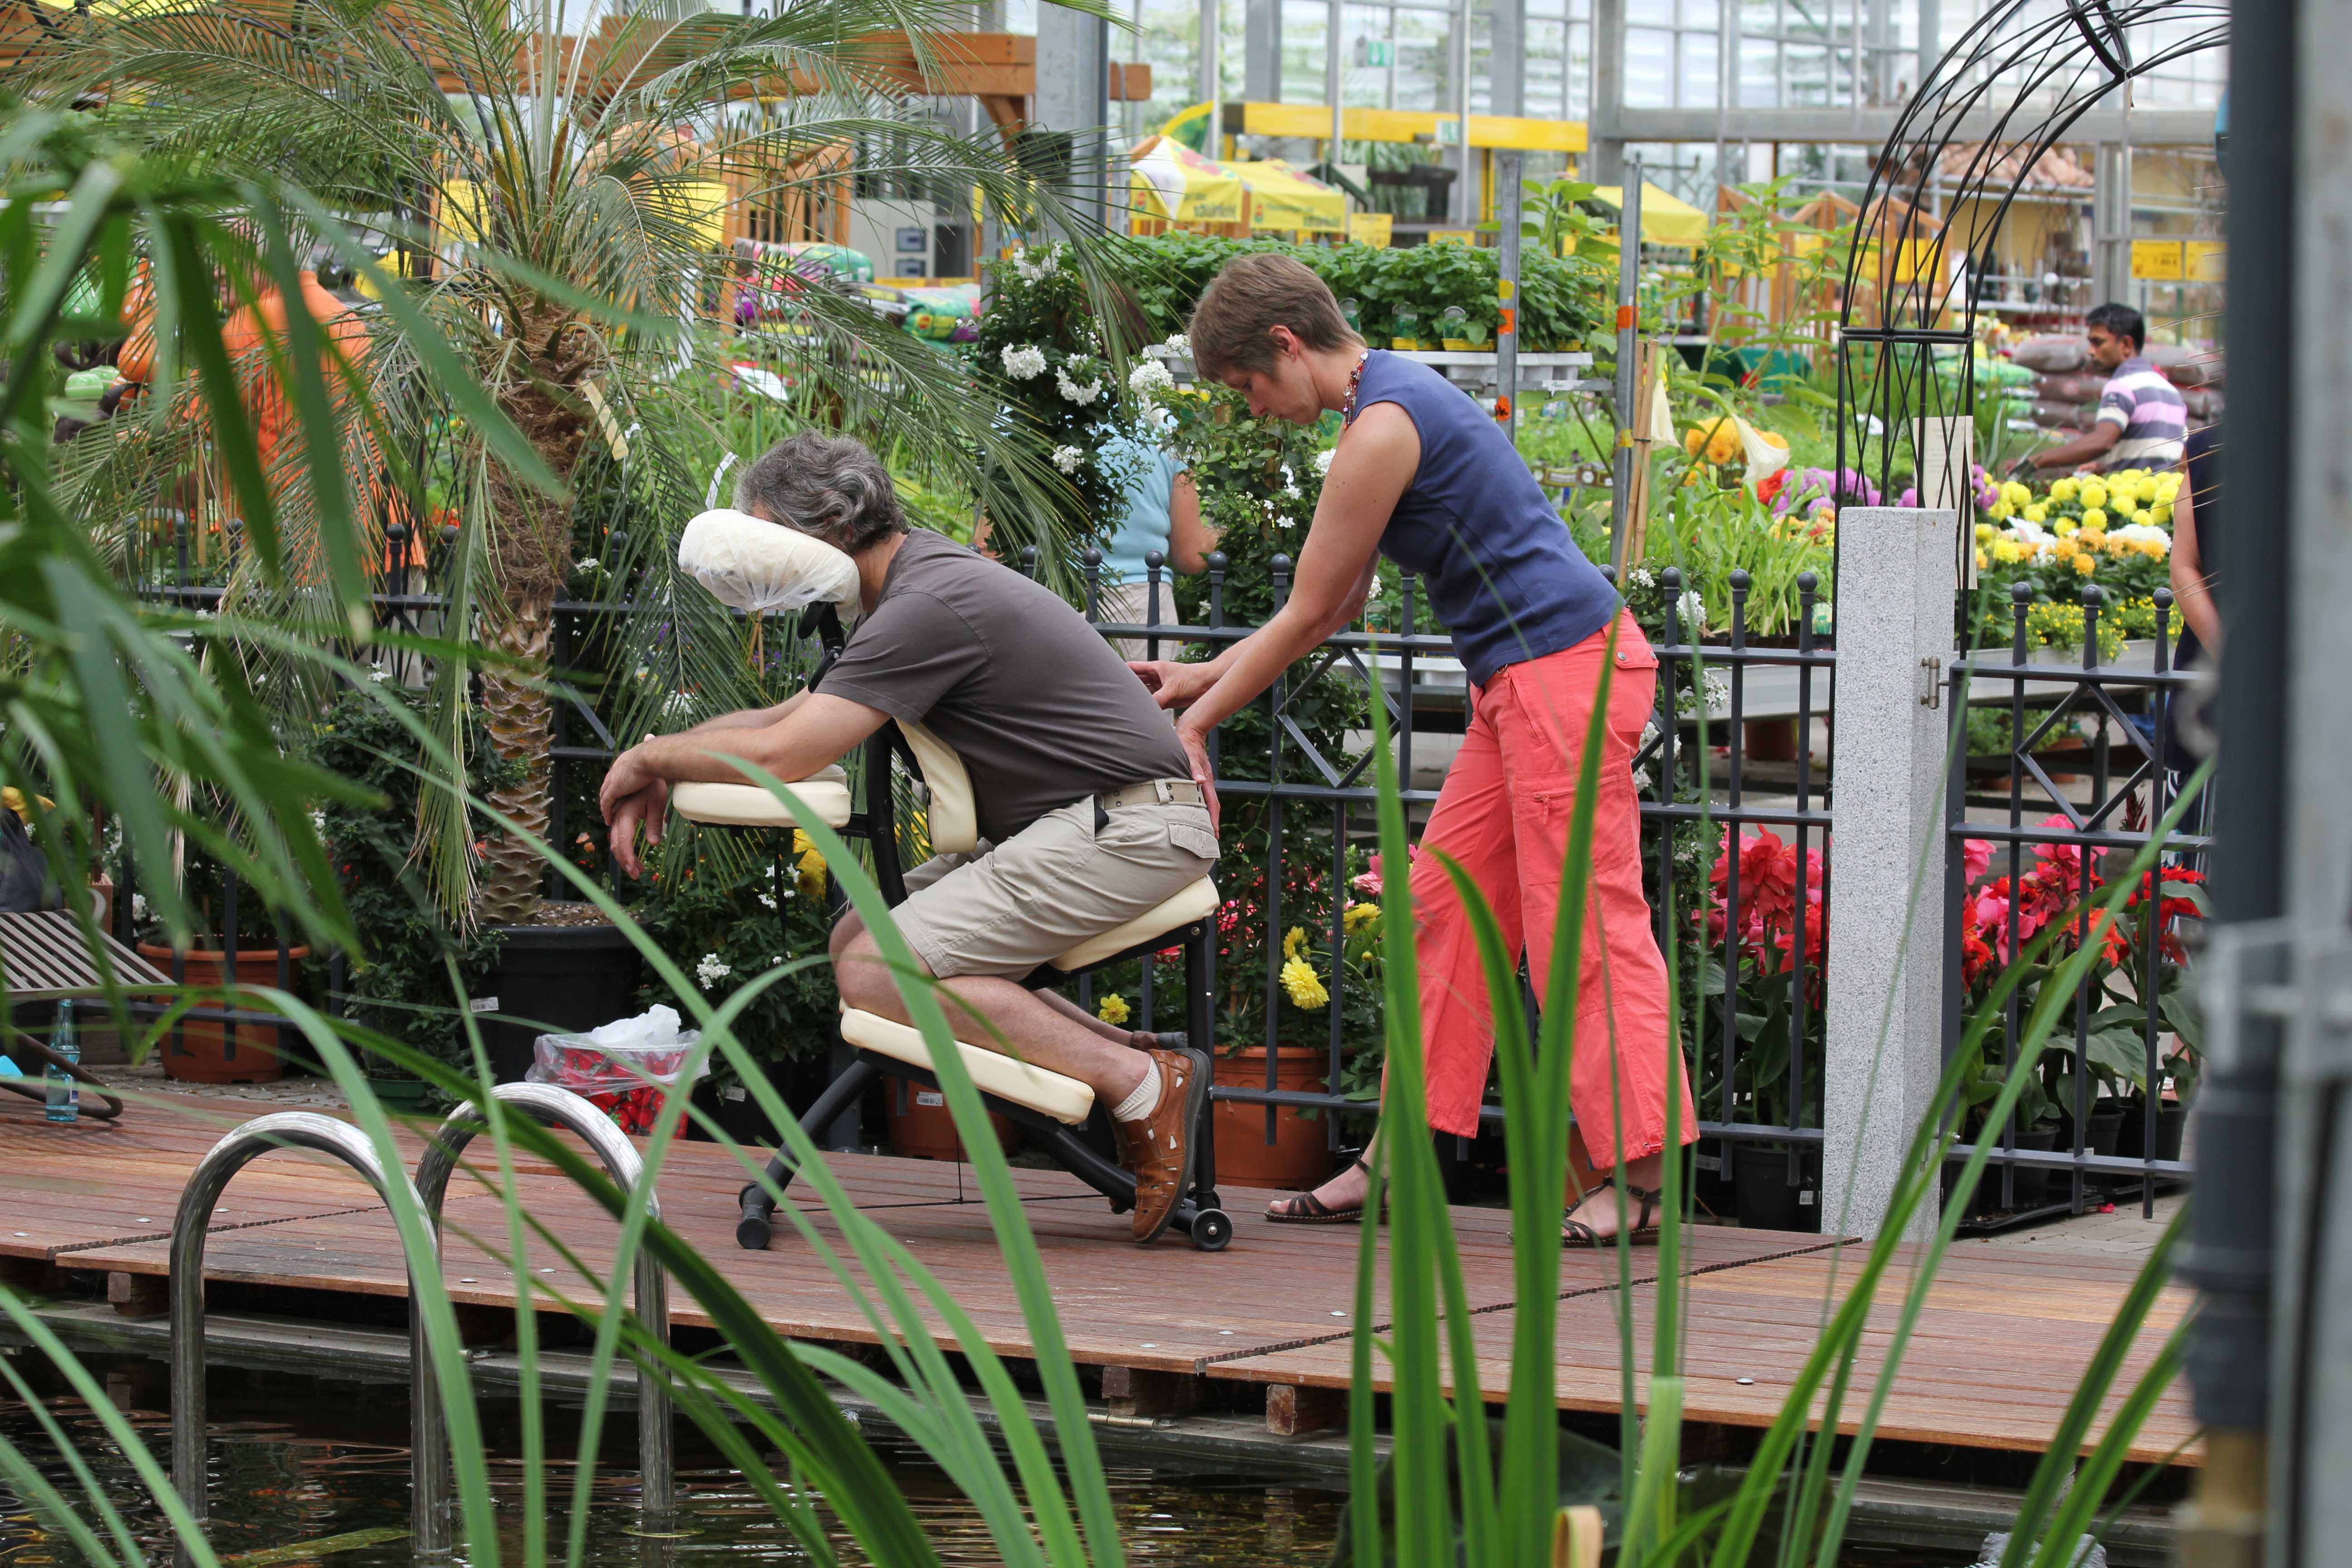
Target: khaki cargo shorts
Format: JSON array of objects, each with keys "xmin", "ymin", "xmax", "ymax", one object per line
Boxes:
[{"xmin": 888, "ymin": 793, "xmax": 1219, "ymax": 980}]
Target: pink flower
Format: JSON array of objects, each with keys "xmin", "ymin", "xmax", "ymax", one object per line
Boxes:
[{"xmin": 1963, "ymin": 838, "xmax": 1993, "ymax": 887}]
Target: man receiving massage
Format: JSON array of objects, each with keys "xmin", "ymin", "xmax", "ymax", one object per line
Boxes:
[{"xmin": 597, "ymin": 432, "xmax": 1219, "ymax": 1243}]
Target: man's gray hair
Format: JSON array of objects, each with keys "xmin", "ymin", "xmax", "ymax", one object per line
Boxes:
[{"xmin": 735, "ymin": 431, "xmax": 907, "ymax": 554}]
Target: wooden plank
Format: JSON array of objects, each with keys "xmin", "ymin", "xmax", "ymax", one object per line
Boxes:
[{"xmin": 1205, "ymin": 1248, "xmax": 2198, "ymax": 1467}]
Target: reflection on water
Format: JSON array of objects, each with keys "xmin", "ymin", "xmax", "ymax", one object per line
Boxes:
[{"xmin": 0, "ymin": 1353, "xmax": 1343, "ymax": 1566}]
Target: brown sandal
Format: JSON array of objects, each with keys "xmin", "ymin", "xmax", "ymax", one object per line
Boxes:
[
  {"xmin": 1266, "ymin": 1157, "xmax": 1375, "ymax": 1225},
  {"xmin": 1560, "ymin": 1184, "xmax": 1663, "ymax": 1249}
]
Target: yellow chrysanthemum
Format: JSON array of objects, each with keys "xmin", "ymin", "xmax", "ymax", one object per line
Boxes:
[
  {"xmin": 2054, "ymin": 517, "xmax": 2078, "ymax": 537},
  {"xmin": 1989, "ymin": 499, "xmax": 2013, "ymax": 522},
  {"xmin": 1992, "ymin": 539, "xmax": 2026, "ymax": 564},
  {"xmin": 1343, "ymin": 902, "xmax": 1381, "ymax": 935},
  {"xmin": 2049, "ymin": 477, "xmax": 2079, "ymax": 503},
  {"xmin": 1974, "ymin": 521, "xmax": 1995, "ymax": 542},
  {"xmin": 1705, "ymin": 423, "xmax": 1740, "ymax": 466},
  {"xmin": 1097, "ymin": 992, "xmax": 1132, "ymax": 1025},
  {"xmin": 2155, "ymin": 472, "xmax": 2181, "ymax": 503},
  {"xmin": 1282, "ymin": 924, "xmax": 1309, "ymax": 962},
  {"xmin": 1683, "ymin": 426, "xmax": 1705, "ymax": 456},
  {"xmin": 1975, "ymin": 549, "xmax": 1989, "ymax": 572},
  {"xmin": 2073, "ymin": 552, "xmax": 2097, "ymax": 576},
  {"xmin": 2023, "ymin": 504, "xmax": 2048, "ymax": 524},
  {"xmin": 2078, "ymin": 507, "xmax": 2107, "ymax": 532},
  {"xmin": 2078, "ymin": 529, "xmax": 2107, "ymax": 549},
  {"xmin": 792, "ymin": 830, "xmax": 826, "ymax": 899},
  {"xmin": 2000, "ymin": 480, "xmax": 2033, "ymax": 509},
  {"xmin": 2079, "ymin": 480, "xmax": 2109, "ymax": 511},
  {"xmin": 2105, "ymin": 534, "xmax": 2135, "ymax": 555},
  {"xmin": 2151, "ymin": 503, "xmax": 2173, "ymax": 527},
  {"xmin": 1279, "ymin": 957, "xmax": 1329, "ymax": 1010},
  {"xmin": 2052, "ymin": 538, "xmax": 2079, "ymax": 561}
]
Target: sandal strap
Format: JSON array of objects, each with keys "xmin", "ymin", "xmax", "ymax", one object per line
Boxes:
[{"xmin": 1560, "ymin": 1214, "xmax": 1605, "ymax": 1248}]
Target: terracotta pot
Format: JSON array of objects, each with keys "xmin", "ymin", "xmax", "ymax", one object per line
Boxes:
[
  {"xmin": 137, "ymin": 941, "xmax": 309, "ymax": 1083},
  {"xmin": 1212, "ymin": 1047, "xmax": 1337, "ymax": 1191},
  {"xmin": 885, "ymin": 1078, "xmax": 1016, "ymax": 1162}
]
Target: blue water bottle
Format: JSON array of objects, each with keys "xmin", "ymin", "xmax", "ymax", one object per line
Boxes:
[{"xmin": 44, "ymin": 999, "xmax": 78, "ymax": 1124}]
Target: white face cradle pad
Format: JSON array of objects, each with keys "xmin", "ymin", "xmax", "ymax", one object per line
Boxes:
[{"xmin": 669, "ymin": 508, "xmax": 975, "ymax": 850}]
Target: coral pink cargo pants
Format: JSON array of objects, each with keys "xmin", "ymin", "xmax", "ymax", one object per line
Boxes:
[{"xmin": 1409, "ymin": 612, "xmax": 1695, "ymax": 1159}]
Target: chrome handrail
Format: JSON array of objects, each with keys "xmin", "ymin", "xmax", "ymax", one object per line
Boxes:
[
  {"xmin": 170, "ymin": 1112, "xmax": 435, "ymax": 1567},
  {"xmin": 412, "ymin": 1083, "xmax": 673, "ymax": 1536}
]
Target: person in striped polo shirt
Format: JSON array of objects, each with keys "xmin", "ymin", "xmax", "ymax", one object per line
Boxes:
[{"xmin": 2026, "ymin": 303, "xmax": 2189, "ymax": 474}]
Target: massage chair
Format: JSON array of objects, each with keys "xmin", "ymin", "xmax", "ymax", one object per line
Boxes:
[{"xmin": 668, "ymin": 510, "xmax": 1234, "ymax": 1251}]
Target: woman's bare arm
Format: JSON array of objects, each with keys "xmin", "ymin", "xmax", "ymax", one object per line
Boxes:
[{"xmin": 2169, "ymin": 461, "xmax": 2221, "ymax": 650}]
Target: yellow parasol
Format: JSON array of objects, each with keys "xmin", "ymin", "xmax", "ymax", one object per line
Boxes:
[
  {"xmin": 1128, "ymin": 134, "xmax": 1246, "ymax": 225},
  {"xmin": 1234, "ymin": 159, "xmax": 1347, "ymax": 234},
  {"xmin": 1588, "ymin": 182, "xmax": 1710, "ymax": 248}
]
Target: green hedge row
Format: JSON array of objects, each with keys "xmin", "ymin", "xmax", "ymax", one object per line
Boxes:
[{"xmin": 1117, "ymin": 230, "xmax": 1612, "ymax": 354}]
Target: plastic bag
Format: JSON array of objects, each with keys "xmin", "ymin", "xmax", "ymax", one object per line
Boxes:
[
  {"xmin": 527, "ymin": 1005, "xmax": 705, "ymax": 1136},
  {"xmin": 678, "ymin": 508, "xmax": 860, "ymax": 615}
]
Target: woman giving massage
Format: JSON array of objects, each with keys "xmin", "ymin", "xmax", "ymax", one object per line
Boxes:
[{"xmin": 1130, "ymin": 255, "xmax": 1694, "ymax": 1244}]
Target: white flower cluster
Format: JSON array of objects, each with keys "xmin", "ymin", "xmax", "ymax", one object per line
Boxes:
[
  {"xmin": 1010, "ymin": 245, "xmax": 1061, "ymax": 283},
  {"xmin": 696, "ymin": 952, "xmax": 733, "ymax": 988},
  {"xmin": 757, "ymin": 889, "xmax": 779, "ymax": 911},
  {"xmin": 1051, "ymin": 445, "xmax": 1087, "ymax": 475},
  {"xmin": 1676, "ymin": 589, "xmax": 1707, "ymax": 634},
  {"xmin": 1151, "ymin": 332, "xmax": 1191, "ymax": 358},
  {"xmin": 1625, "ymin": 565, "xmax": 1657, "ymax": 591},
  {"xmin": 1000, "ymin": 344, "xmax": 1047, "ymax": 381},
  {"xmin": 664, "ymin": 690, "xmax": 695, "ymax": 717},
  {"xmin": 1055, "ymin": 366, "xmax": 1104, "ymax": 406},
  {"xmin": 1128, "ymin": 359, "xmax": 1175, "ymax": 398},
  {"xmin": 1313, "ymin": 447, "xmax": 1337, "ymax": 475}
]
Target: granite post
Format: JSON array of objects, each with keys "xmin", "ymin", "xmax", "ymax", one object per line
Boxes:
[{"xmin": 1822, "ymin": 507, "xmax": 1958, "ymax": 1241}]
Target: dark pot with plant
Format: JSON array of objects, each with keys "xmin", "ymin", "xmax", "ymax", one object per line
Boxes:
[
  {"xmin": 1731, "ymin": 1141, "xmax": 1820, "ymax": 1233},
  {"xmin": 1957, "ymin": 1050, "xmax": 2063, "ymax": 1213},
  {"xmin": 133, "ymin": 848, "xmax": 312, "ymax": 1083}
]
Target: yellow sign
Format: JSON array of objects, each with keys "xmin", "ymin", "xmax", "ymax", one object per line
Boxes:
[
  {"xmin": 1233, "ymin": 103, "xmax": 1586, "ymax": 153},
  {"xmin": 2130, "ymin": 240, "xmax": 2185, "ymax": 281},
  {"xmin": 1348, "ymin": 212, "xmax": 1393, "ymax": 247},
  {"xmin": 1428, "ymin": 229, "xmax": 1477, "ymax": 247},
  {"xmin": 649, "ymin": 181, "xmax": 730, "ymax": 250},
  {"xmin": 437, "ymin": 179, "xmax": 491, "ymax": 246},
  {"xmin": 2185, "ymin": 240, "xmax": 2225, "ymax": 282}
]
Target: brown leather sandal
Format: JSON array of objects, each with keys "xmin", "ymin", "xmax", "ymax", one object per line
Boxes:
[
  {"xmin": 1265, "ymin": 1156, "xmax": 1376, "ymax": 1225},
  {"xmin": 1560, "ymin": 1184, "xmax": 1663, "ymax": 1248}
]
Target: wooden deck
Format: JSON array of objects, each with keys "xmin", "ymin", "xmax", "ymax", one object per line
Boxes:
[{"xmin": 0, "ymin": 1088, "xmax": 2196, "ymax": 1465}]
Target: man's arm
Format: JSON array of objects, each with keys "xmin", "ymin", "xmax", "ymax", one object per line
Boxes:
[
  {"xmin": 600, "ymin": 694, "xmax": 889, "ymax": 876},
  {"xmin": 675, "ymin": 691, "xmax": 808, "ymax": 735},
  {"xmin": 2029, "ymin": 419, "xmax": 2121, "ymax": 471}
]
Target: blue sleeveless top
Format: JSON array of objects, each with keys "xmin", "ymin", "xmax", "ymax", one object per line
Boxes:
[{"xmin": 1351, "ymin": 351, "xmax": 1619, "ymax": 686}]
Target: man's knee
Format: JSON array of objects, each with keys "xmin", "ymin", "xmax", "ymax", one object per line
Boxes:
[{"xmin": 828, "ymin": 907, "xmax": 866, "ymax": 961}]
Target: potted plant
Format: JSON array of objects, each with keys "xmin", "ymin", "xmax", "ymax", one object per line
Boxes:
[{"xmin": 134, "ymin": 848, "xmax": 309, "ymax": 1083}]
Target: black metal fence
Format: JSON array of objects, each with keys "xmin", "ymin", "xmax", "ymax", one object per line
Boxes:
[{"xmin": 1942, "ymin": 583, "xmax": 2205, "ymax": 1224}]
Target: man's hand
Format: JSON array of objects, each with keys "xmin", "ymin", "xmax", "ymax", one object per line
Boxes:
[
  {"xmin": 597, "ymin": 740, "xmax": 657, "ymax": 822},
  {"xmin": 1175, "ymin": 717, "xmax": 1220, "ymax": 834},
  {"xmin": 1129, "ymin": 658, "xmax": 1218, "ymax": 711},
  {"xmin": 606, "ymin": 781, "xmax": 669, "ymax": 879}
]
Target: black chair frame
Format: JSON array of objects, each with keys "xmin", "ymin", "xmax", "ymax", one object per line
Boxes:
[{"xmin": 729, "ymin": 608, "xmax": 1231, "ymax": 1252}]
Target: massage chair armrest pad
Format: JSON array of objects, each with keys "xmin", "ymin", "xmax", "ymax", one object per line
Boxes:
[{"xmin": 672, "ymin": 765, "xmax": 853, "ymax": 829}]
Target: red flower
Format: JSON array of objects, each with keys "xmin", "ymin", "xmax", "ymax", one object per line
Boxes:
[{"xmin": 1755, "ymin": 469, "xmax": 1788, "ymax": 508}]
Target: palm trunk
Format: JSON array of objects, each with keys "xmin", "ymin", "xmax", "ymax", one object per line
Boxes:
[{"xmin": 474, "ymin": 591, "xmax": 559, "ymax": 924}]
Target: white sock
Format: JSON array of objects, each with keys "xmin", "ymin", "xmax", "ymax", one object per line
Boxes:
[{"xmin": 1110, "ymin": 1066, "xmax": 1162, "ymax": 1123}]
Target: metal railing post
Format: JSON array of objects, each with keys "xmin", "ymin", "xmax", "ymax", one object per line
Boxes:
[
  {"xmin": 172, "ymin": 1114, "xmax": 434, "ymax": 1567},
  {"xmin": 412, "ymin": 1083, "xmax": 673, "ymax": 1529}
]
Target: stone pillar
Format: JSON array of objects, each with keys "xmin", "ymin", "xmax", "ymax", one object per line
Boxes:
[
  {"xmin": 1244, "ymin": 0, "xmax": 1282, "ymax": 103},
  {"xmin": 1822, "ymin": 507, "xmax": 1958, "ymax": 1241},
  {"xmin": 1035, "ymin": 5, "xmax": 1112, "ymax": 227}
]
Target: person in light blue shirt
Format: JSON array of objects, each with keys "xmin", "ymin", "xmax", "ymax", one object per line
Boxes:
[{"xmin": 1093, "ymin": 431, "xmax": 1214, "ymax": 657}]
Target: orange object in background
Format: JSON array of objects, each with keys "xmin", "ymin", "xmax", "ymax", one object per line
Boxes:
[{"xmin": 220, "ymin": 269, "xmax": 372, "ymax": 479}]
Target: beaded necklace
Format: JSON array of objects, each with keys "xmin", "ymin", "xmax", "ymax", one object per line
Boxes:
[{"xmin": 1338, "ymin": 348, "xmax": 1372, "ymax": 426}]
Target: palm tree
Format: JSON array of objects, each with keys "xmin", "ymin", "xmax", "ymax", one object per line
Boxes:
[{"xmin": 33, "ymin": 0, "xmax": 1124, "ymax": 924}]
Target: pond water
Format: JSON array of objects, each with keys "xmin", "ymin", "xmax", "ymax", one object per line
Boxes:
[{"xmin": 0, "ymin": 1352, "xmax": 1974, "ymax": 1567}]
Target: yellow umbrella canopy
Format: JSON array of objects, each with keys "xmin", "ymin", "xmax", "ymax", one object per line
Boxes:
[
  {"xmin": 1235, "ymin": 159, "xmax": 1347, "ymax": 234},
  {"xmin": 1588, "ymin": 182, "xmax": 1710, "ymax": 248},
  {"xmin": 1128, "ymin": 134, "xmax": 1246, "ymax": 225}
]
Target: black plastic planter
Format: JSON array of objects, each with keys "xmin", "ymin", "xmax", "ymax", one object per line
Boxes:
[
  {"xmin": 480, "ymin": 917, "xmax": 644, "ymax": 1083},
  {"xmin": 1732, "ymin": 1142, "xmax": 1821, "ymax": 1234}
]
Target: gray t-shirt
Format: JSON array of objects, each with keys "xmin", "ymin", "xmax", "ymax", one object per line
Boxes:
[{"xmin": 813, "ymin": 529, "xmax": 1192, "ymax": 843}]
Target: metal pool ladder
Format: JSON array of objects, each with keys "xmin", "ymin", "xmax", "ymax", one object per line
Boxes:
[{"xmin": 168, "ymin": 1087, "xmax": 672, "ymax": 1564}]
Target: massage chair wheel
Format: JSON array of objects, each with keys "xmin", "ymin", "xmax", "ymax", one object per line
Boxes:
[{"xmin": 1187, "ymin": 1208, "xmax": 1233, "ymax": 1252}]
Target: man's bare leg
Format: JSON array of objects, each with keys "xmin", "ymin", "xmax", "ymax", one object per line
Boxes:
[
  {"xmin": 1031, "ymin": 987, "xmax": 1143, "ymax": 1047},
  {"xmin": 833, "ymin": 931, "xmax": 1148, "ymax": 1102}
]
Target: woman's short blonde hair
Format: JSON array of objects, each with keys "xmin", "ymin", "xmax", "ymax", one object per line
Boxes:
[{"xmin": 1187, "ymin": 253, "xmax": 1363, "ymax": 379}]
